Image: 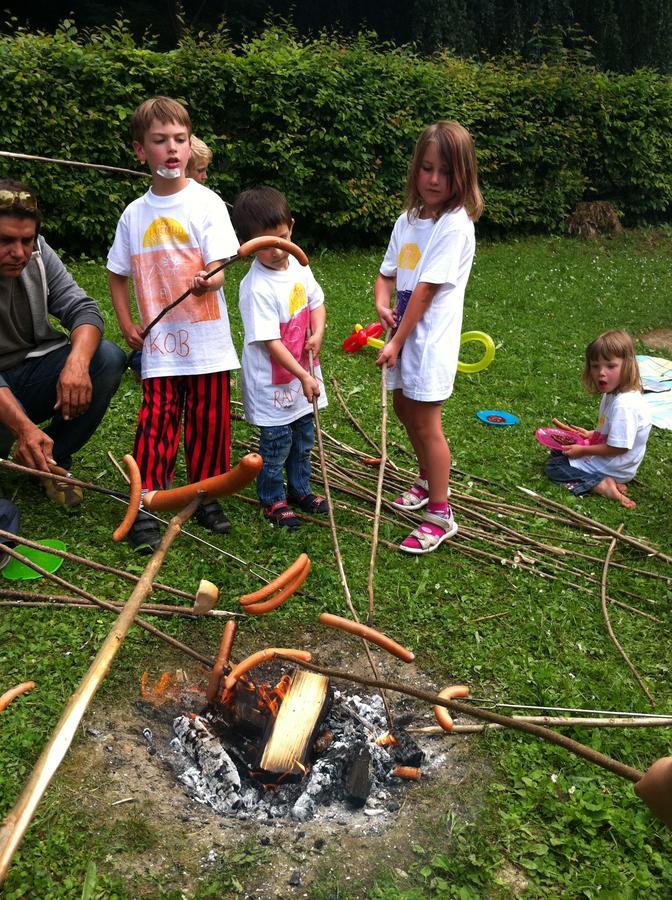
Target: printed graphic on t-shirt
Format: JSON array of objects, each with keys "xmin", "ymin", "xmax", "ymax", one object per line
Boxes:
[
  {"xmin": 395, "ymin": 289, "xmax": 412, "ymax": 327},
  {"xmin": 398, "ymin": 243, "xmax": 421, "ymax": 270},
  {"xmin": 271, "ymin": 302, "xmax": 310, "ymax": 386},
  {"xmin": 131, "ymin": 246, "xmax": 220, "ymax": 326}
]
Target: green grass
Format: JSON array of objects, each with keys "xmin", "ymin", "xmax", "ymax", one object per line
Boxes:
[{"xmin": 1, "ymin": 229, "xmax": 671, "ymax": 897}]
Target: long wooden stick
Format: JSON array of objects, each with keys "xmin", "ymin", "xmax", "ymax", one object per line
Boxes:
[
  {"xmin": 367, "ymin": 361, "xmax": 388, "ymax": 625},
  {"xmin": 308, "ymin": 349, "xmax": 395, "ymax": 731},
  {"xmin": 276, "ymin": 655, "xmax": 644, "ymax": 783},
  {"xmin": 0, "ymin": 149, "xmax": 149, "ymax": 178},
  {"xmin": 600, "ymin": 526, "xmax": 655, "ymax": 707},
  {"xmin": 0, "ymin": 597, "xmax": 238, "ymax": 619},
  {"xmin": 411, "ymin": 716, "xmax": 672, "ymax": 734},
  {"xmin": 0, "ymin": 499, "xmax": 199, "ymax": 885}
]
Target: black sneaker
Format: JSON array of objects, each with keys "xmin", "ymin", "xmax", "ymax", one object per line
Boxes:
[
  {"xmin": 195, "ymin": 500, "xmax": 231, "ymax": 535},
  {"xmin": 127, "ymin": 511, "xmax": 162, "ymax": 554},
  {"xmin": 263, "ymin": 501, "xmax": 302, "ymax": 529},
  {"xmin": 288, "ymin": 493, "xmax": 329, "ymax": 514}
]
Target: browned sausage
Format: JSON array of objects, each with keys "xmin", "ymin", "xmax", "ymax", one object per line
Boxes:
[
  {"xmin": 237, "ymin": 235, "xmax": 309, "ymax": 267},
  {"xmin": 243, "ymin": 559, "xmax": 311, "ymax": 615},
  {"xmin": 0, "ymin": 680, "xmax": 35, "ymax": 712},
  {"xmin": 112, "ymin": 454, "xmax": 143, "ymax": 542},
  {"xmin": 206, "ymin": 620, "xmax": 237, "ymax": 703},
  {"xmin": 143, "ymin": 453, "xmax": 262, "ymax": 511},
  {"xmin": 239, "ymin": 554, "xmax": 310, "ymax": 606},
  {"xmin": 223, "ymin": 648, "xmax": 312, "ymax": 691},
  {"xmin": 391, "ymin": 766, "xmax": 422, "ymax": 780},
  {"xmin": 434, "ymin": 685, "xmax": 470, "ymax": 731},
  {"xmin": 318, "ymin": 613, "xmax": 414, "ymax": 663}
]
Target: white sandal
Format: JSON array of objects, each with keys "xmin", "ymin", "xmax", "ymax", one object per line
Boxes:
[
  {"xmin": 391, "ymin": 478, "xmax": 451, "ymax": 511},
  {"xmin": 399, "ymin": 511, "xmax": 458, "ymax": 555}
]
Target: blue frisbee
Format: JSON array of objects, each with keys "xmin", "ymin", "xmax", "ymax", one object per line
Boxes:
[{"xmin": 476, "ymin": 409, "xmax": 519, "ymax": 427}]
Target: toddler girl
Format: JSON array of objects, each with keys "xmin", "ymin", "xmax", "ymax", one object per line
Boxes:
[
  {"xmin": 374, "ymin": 121, "xmax": 483, "ymax": 553},
  {"xmin": 545, "ymin": 330, "xmax": 651, "ymax": 509}
]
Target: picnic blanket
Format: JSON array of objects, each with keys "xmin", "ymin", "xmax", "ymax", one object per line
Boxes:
[{"xmin": 637, "ymin": 354, "xmax": 672, "ymax": 429}]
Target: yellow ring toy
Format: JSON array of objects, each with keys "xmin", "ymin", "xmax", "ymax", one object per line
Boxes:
[{"xmin": 457, "ymin": 331, "xmax": 496, "ymax": 374}]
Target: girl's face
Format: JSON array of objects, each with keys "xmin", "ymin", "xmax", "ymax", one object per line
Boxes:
[
  {"xmin": 590, "ymin": 354, "xmax": 624, "ymax": 394},
  {"xmin": 416, "ymin": 141, "xmax": 451, "ymax": 218}
]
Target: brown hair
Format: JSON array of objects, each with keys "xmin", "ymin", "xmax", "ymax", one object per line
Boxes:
[
  {"xmin": 231, "ymin": 186, "xmax": 292, "ymax": 243},
  {"xmin": 582, "ymin": 330, "xmax": 642, "ymax": 394},
  {"xmin": 405, "ymin": 121, "xmax": 484, "ymax": 222},
  {"xmin": 131, "ymin": 96, "xmax": 192, "ymax": 144},
  {"xmin": 0, "ymin": 179, "xmax": 41, "ymax": 233},
  {"xmin": 186, "ymin": 135, "xmax": 213, "ymax": 175}
]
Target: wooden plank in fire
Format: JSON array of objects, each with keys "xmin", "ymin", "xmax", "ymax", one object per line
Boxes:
[{"xmin": 259, "ymin": 669, "xmax": 329, "ymax": 774}]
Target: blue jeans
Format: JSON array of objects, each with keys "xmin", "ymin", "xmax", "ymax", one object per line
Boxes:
[
  {"xmin": 0, "ymin": 341, "xmax": 127, "ymax": 469},
  {"xmin": 545, "ymin": 451, "xmax": 605, "ymax": 495},
  {"xmin": 257, "ymin": 413, "xmax": 314, "ymax": 507}
]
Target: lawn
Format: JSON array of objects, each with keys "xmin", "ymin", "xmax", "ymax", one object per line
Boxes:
[{"xmin": 0, "ymin": 229, "xmax": 671, "ymax": 897}]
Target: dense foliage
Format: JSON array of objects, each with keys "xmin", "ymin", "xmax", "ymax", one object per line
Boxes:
[
  {"xmin": 5, "ymin": 0, "xmax": 672, "ymax": 72},
  {"xmin": 1, "ymin": 24, "xmax": 672, "ymax": 255}
]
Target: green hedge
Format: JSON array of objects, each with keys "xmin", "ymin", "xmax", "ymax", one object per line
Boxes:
[{"xmin": 1, "ymin": 23, "xmax": 671, "ymax": 255}]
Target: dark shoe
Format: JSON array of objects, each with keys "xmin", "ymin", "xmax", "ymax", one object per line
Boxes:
[
  {"xmin": 263, "ymin": 501, "xmax": 302, "ymax": 529},
  {"xmin": 289, "ymin": 493, "xmax": 329, "ymax": 515},
  {"xmin": 195, "ymin": 500, "xmax": 231, "ymax": 535},
  {"xmin": 127, "ymin": 511, "xmax": 162, "ymax": 555}
]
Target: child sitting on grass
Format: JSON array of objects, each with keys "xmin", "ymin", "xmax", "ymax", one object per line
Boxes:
[
  {"xmin": 545, "ymin": 330, "xmax": 651, "ymax": 509},
  {"xmin": 231, "ymin": 186, "xmax": 328, "ymax": 529}
]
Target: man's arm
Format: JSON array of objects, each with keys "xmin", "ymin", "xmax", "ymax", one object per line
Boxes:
[
  {"xmin": 0, "ymin": 388, "xmax": 54, "ymax": 471},
  {"xmin": 54, "ymin": 324, "xmax": 101, "ymax": 421}
]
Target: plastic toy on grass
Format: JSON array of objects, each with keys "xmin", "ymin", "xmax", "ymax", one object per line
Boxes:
[
  {"xmin": 457, "ymin": 331, "xmax": 496, "ymax": 374},
  {"xmin": 535, "ymin": 427, "xmax": 589, "ymax": 451},
  {"xmin": 342, "ymin": 323, "xmax": 384, "ymax": 353}
]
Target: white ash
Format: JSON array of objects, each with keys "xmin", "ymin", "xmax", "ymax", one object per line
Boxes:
[{"xmin": 167, "ymin": 692, "xmax": 421, "ymax": 823}]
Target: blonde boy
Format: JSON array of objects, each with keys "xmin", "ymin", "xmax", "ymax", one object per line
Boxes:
[
  {"xmin": 107, "ymin": 97, "xmax": 239, "ymax": 552},
  {"xmin": 186, "ymin": 136, "xmax": 212, "ymax": 184}
]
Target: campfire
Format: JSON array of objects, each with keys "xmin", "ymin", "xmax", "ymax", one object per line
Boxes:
[{"xmin": 152, "ymin": 657, "xmax": 426, "ymax": 823}]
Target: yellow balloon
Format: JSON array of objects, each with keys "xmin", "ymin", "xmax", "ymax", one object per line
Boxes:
[{"xmin": 457, "ymin": 331, "xmax": 496, "ymax": 374}]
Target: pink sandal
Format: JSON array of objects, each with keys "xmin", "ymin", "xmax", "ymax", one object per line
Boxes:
[
  {"xmin": 392, "ymin": 478, "xmax": 429, "ymax": 511},
  {"xmin": 399, "ymin": 510, "xmax": 458, "ymax": 555}
]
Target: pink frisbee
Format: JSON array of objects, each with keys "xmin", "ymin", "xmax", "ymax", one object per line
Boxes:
[{"xmin": 535, "ymin": 427, "xmax": 588, "ymax": 451}]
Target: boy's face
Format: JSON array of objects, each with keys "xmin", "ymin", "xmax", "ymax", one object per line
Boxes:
[
  {"xmin": 255, "ymin": 222, "xmax": 295, "ymax": 272},
  {"xmin": 133, "ymin": 119, "xmax": 191, "ymax": 182},
  {"xmin": 188, "ymin": 162, "xmax": 208, "ymax": 184}
]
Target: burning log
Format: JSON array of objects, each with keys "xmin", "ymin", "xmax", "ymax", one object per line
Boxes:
[
  {"xmin": 259, "ymin": 670, "xmax": 330, "ymax": 776},
  {"xmin": 344, "ymin": 743, "xmax": 371, "ymax": 807}
]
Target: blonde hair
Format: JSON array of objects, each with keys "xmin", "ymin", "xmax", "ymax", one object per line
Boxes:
[
  {"xmin": 187, "ymin": 135, "xmax": 213, "ymax": 174},
  {"xmin": 131, "ymin": 96, "xmax": 192, "ymax": 144},
  {"xmin": 582, "ymin": 330, "xmax": 642, "ymax": 394},
  {"xmin": 405, "ymin": 121, "xmax": 484, "ymax": 222}
]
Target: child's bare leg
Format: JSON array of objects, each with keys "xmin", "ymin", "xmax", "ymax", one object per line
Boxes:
[
  {"xmin": 402, "ymin": 400, "xmax": 450, "ymax": 503},
  {"xmin": 393, "ymin": 390, "xmax": 428, "ymax": 471},
  {"xmin": 593, "ymin": 476, "xmax": 636, "ymax": 508}
]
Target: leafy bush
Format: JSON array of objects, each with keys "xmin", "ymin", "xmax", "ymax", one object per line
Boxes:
[{"xmin": 1, "ymin": 22, "xmax": 672, "ymax": 255}]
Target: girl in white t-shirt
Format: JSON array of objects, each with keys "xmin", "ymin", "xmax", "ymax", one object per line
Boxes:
[
  {"xmin": 374, "ymin": 122, "xmax": 483, "ymax": 554},
  {"xmin": 545, "ymin": 330, "xmax": 651, "ymax": 509}
]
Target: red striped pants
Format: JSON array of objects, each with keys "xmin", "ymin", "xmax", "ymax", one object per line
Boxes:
[{"xmin": 133, "ymin": 372, "xmax": 231, "ymax": 491}]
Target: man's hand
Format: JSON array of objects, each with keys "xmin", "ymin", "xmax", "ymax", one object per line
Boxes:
[
  {"xmin": 13, "ymin": 421, "xmax": 55, "ymax": 472},
  {"xmin": 54, "ymin": 354, "xmax": 92, "ymax": 420}
]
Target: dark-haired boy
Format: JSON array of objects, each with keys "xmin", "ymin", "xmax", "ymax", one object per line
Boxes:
[
  {"xmin": 232, "ymin": 186, "xmax": 328, "ymax": 528},
  {"xmin": 107, "ymin": 97, "xmax": 240, "ymax": 552}
]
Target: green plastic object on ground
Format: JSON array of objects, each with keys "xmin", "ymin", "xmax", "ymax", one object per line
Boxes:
[{"xmin": 2, "ymin": 540, "xmax": 66, "ymax": 581}]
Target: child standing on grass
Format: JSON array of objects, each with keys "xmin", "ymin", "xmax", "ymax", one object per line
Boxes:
[
  {"xmin": 107, "ymin": 96, "xmax": 240, "ymax": 552},
  {"xmin": 186, "ymin": 136, "xmax": 212, "ymax": 184},
  {"xmin": 374, "ymin": 121, "xmax": 483, "ymax": 554},
  {"xmin": 545, "ymin": 330, "xmax": 651, "ymax": 509},
  {"xmin": 231, "ymin": 186, "xmax": 328, "ymax": 529}
]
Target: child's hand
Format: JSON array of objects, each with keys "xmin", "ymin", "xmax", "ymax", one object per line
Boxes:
[
  {"xmin": 300, "ymin": 373, "xmax": 320, "ymax": 402},
  {"xmin": 122, "ymin": 322, "xmax": 144, "ymax": 351},
  {"xmin": 189, "ymin": 270, "xmax": 211, "ymax": 296},
  {"xmin": 376, "ymin": 339, "xmax": 399, "ymax": 369},
  {"xmin": 304, "ymin": 333, "xmax": 323, "ymax": 356},
  {"xmin": 376, "ymin": 305, "xmax": 396, "ymax": 331},
  {"xmin": 552, "ymin": 418, "xmax": 591, "ymax": 439},
  {"xmin": 561, "ymin": 443, "xmax": 586, "ymax": 459}
]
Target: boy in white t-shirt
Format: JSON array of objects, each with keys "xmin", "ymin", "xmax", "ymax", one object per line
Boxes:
[
  {"xmin": 232, "ymin": 187, "xmax": 328, "ymax": 528},
  {"xmin": 107, "ymin": 97, "xmax": 240, "ymax": 552}
]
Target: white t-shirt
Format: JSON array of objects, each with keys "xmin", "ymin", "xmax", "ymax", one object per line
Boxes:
[
  {"xmin": 380, "ymin": 208, "xmax": 475, "ymax": 402},
  {"xmin": 239, "ymin": 256, "xmax": 327, "ymax": 426},
  {"xmin": 570, "ymin": 390, "xmax": 651, "ymax": 482},
  {"xmin": 107, "ymin": 180, "xmax": 240, "ymax": 378}
]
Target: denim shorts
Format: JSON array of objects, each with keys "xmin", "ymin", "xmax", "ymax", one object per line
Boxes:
[{"xmin": 545, "ymin": 451, "xmax": 606, "ymax": 495}]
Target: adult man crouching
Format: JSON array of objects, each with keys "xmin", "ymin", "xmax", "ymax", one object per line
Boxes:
[{"xmin": 0, "ymin": 179, "xmax": 126, "ymax": 505}]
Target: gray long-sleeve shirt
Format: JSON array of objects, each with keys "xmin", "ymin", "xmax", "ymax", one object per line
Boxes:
[{"xmin": 0, "ymin": 237, "xmax": 104, "ymax": 386}]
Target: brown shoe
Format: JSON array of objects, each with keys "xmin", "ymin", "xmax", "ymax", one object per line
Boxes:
[{"xmin": 41, "ymin": 473, "xmax": 84, "ymax": 508}]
